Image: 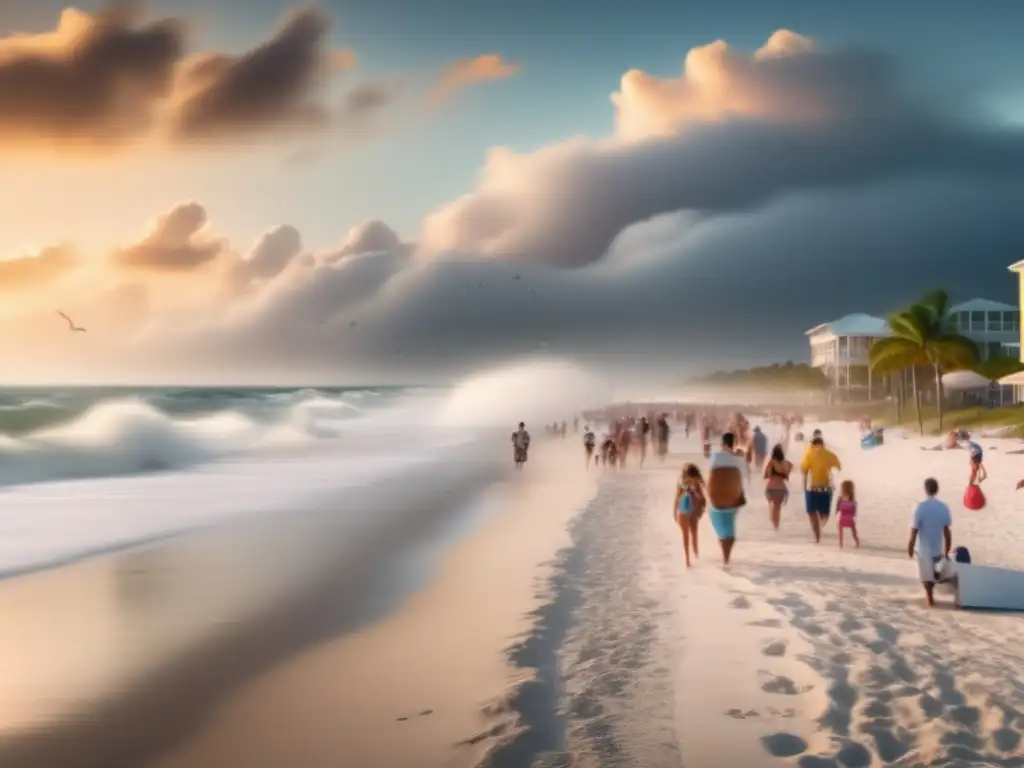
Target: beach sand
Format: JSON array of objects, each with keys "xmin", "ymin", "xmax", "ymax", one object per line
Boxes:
[
  {"xmin": 538, "ymin": 420, "xmax": 1024, "ymax": 766},
  {"xmin": 153, "ymin": 438, "xmax": 597, "ymax": 768},
  {"xmin": 0, "ymin": 437, "xmax": 595, "ymax": 768},
  {"xmin": 6, "ymin": 418, "xmax": 1024, "ymax": 767}
]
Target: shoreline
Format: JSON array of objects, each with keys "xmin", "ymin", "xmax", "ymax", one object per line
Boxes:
[
  {"xmin": 0, "ymin": 437, "xmax": 595, "ymax": 768},
  {"xmin": 154, "ymin": 438, "xmax": 597, "ymax": 768},
  {"xmin": 0, "ymin": 453, "xmax": 506, "ymax": 767}
]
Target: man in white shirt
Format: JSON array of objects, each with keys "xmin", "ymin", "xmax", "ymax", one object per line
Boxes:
[{"xmin": 908, "ymin": 477, "xmax": 953, "ymax": 608}]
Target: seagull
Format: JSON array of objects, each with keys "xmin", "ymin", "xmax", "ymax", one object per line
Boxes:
[{"xmin": 57, "ymin": 311, "xmax": 86, "ymax": 333}]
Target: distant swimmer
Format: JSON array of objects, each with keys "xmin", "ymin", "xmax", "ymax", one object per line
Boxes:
[
  {"xmin": 583, "ymin": 427, "xmax": 596, "ymax": 467},
  {"xmin": 57, "ymin": 311, "xmax": 86, "ymax": 333},
  {"xmin": 511, "ymin": 422, "xmax": 531, "ymax": 470}
]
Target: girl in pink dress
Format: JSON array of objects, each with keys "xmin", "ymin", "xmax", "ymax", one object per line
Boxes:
[{"xmin": 836, "ymin": 480, "xmax": 860, "ymax": 549}]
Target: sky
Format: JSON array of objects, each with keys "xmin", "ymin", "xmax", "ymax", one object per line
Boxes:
[{"xmin": 2, "ymin": 0, "xmax": 1024, "ymax": 384}]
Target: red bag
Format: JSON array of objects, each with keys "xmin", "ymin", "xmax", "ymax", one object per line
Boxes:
[{"xmin": 963, "ymin": 484, "xmax": 986, "ymax": 511}]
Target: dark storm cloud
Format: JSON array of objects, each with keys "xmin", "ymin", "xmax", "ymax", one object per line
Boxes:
[
  {"xmin": 0, "ymin": 4, "xmax": 378, "ymax": 149},
  {"xmin": 153, "ymin": 177, "xmax": 1024, "ymax": 381},
  {"xmin": 0, "ymin": 5, "xmax": 183, "ymax": 146},
  {"xmin": 169, "ymin": 7, "xmax": 337, "ymax": 141},
  {"xmin": 24, "ymin": 29, "xmax": 1024, "ymax": 382},
  {"xmin": 419, "ymin": 32, "xmax": 1024, "ymax": 267}
]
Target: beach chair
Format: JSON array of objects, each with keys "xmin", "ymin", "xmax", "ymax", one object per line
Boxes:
[{"xmin": 954, "ymin": 563, "xmax": 1024, "ymax": 611}]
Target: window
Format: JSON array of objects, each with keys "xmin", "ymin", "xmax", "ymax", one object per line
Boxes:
[
  {"xmin": 1005, "ymin": 311, "xmax": 1020, "ymax": 332},
  {"xmin": 971, "ymin": 311, "xmax": 986, "ymax": 331},
  {"xmin": 989, "ymin": 312, "xmax": 1003, "ymax": 332}
]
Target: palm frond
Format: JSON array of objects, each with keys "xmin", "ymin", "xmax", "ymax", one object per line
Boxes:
[
  {"xmin": 869, "ymin": 336, "xmax": 923, "ymax": 372},
  {"xmin": 919, "ymin": 288, "xmax": 951, "ymax": 321},
  {"xmin": 886, "ymin": 307, "xmax": 929, "ymax": 344}
]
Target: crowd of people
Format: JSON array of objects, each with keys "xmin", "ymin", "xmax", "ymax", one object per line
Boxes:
[{"xmin": 511, "ymin": 408, "xmax": 1006, "ymax": 608}]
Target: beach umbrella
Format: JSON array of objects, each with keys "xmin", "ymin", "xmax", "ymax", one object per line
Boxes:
[{"xmin": 940, "ymin": 370, "xmax": 992, "ymax": 391}]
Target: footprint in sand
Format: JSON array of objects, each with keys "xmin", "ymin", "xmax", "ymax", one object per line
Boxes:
[
  {"xmin": 749, "ymin": 618, "xmax": 782, "ymax": 628},
  {"xmin": 762, "ymin": 639, "xmax": 788, "ymax": 657},
  {"xmin": 396, "ymin": 717, "xmax": 409, "ymax": 722},
  {"xmin": 725, "ymin": 708, "xmax": 761, "ymax": 719},
  {"xmin": 730, "ymin": 596, "xmax": 752, "ymax": 609},
  {"xmin": 759, "ymin": 671, "xmax": 810, "ymax": 696},
  {"xmin": 419, "ymin": 709, "xmax": 434, "ymax": 717},
  {"xmin": 761, "ymin": 732, "xmax": 808, "ymax": 758},
  {"xmin": 993, "ymin": 727, "xmax": 1022, "ymax": 752}
]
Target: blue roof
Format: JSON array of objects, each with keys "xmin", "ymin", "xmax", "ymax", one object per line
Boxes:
[{"xmin": 806, "ymin": 314, "xmax": 889, "ymax": 337}]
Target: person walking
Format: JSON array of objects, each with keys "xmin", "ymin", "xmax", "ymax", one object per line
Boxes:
[
  {"xmin": 836, "ymin": 480, "xmax": 860, "ymax": 549},
  {"xmin": 751, "ymin": 426, "xmax": 769, "ymax": 470},
  {"xmin": 800, "ymin": 436, "xmax": 841, "ymax": 543},
  {"xmin": 511, "ymin": 422, "xmax": 531, "ymax": 470},
  {"xmin": 673, "ymin": 463, "xmax": 706, "ymax": 567},
  {"xmin": 706, "ymin": 432, "xmax": 748, "ymax": 566},
  {"xmin": 908, "ymin": 477, "xmax": 953, "ymax": 608},
  {"xmin": 583, "ymin": 426, "xmax": 596, "ymax": 468},
  {"xmin": 763, "ymin": 444, "xmax": 792, "ymax": 531}
]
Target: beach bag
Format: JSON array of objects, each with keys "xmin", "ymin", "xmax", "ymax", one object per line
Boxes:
[
  {"xmin": 963, "ymin": 484, "xmax": 986, "ymax": 511},
  {"xmin": 954, "ymin": 546, "xmax": 972, "ymax": 564}
]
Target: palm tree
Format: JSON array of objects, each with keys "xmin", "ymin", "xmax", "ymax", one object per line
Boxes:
[{"xmin": 870, "ymin": 289, "xmax": 978, "ymax": 435}]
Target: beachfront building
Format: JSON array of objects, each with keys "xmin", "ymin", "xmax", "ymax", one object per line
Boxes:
[
  {"xmin": 806, "ymin": 314, "xmax": 890, "ymax": 401},
  {"xmin": 1001, "ymin": 266, "xmax": 1024, "ymax": 398},
  {"xmin": 808, "ymin": 299, "xmax": 1020, "ymax": 404},
  {"xmin": 947, "ymin": 299, "xmax": 1020, "ymax": 361}
]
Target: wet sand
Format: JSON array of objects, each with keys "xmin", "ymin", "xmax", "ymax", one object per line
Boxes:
[{"xmin": 0, "ymin": 439, "xmax": 594, "ymax": 768}]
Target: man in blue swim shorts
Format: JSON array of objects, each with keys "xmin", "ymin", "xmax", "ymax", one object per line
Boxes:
[
  {"xmin": 800, "ymin": 436, "xmax": 841, "ymax": 543},
  {"xmin": 706, "ymin": 432, "xmax": 749, "ymax": 565}
]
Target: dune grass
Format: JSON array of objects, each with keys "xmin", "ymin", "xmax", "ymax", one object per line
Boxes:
[{"xmin": 879, "ymin": 403, "xmax": 1024, "ymax": 437}]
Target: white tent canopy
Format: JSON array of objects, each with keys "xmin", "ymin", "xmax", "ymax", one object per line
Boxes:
[
  {"xmin": 941, "ymin": 370, "xmax": 992, "ymax": 391},
  {"xmin": 999, "ymin": 371, "xmax": 1024, "ymax": 386}
]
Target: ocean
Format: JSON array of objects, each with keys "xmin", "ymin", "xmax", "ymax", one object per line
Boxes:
[{"xmin": 0, "ymin": 384, "xmax": 507, "ymax": 578}]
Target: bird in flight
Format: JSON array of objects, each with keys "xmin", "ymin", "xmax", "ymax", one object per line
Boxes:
[{"xmin": 57, "ymin": 311, "xmax": 87, "ymax": 333}]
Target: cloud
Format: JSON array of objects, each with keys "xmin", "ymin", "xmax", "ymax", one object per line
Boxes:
[
  {"xmin": 242, "ymin": 225, "xmax": 304, "ymax": 281},
  {"xmin": 418, "ymin": 30, "xmax": 1024, "ymax": 267},
  {"xmin": 0, "ymin": 244, "xmax": 78, "ymax": 290},
  {"xmin": 111, "ymin": 201, "xmax": 226, "ymax": 271},
  {"xmin": 430, "ymin": 54, "xmax": 520, "ymax": 102},
  {"xmin": 0, "ymin": 4, "xmax": 387, "ymax": 151},
  {"xmin": 168, "ymin": 7, "xmax": 342, "ymax": 142},
  {"xmin": 6, "ymin": 31, "xmax": 1024, "ymax": 384},
  {"xmin": 0, "ymin": 5, "xmax": 183, "ymax": 148}
]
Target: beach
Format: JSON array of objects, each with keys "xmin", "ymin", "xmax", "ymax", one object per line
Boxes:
[
  {"xmin": 527, "ymin": 419, "xmax": 1024, "ymax": 766},
  {"xmin": 4, "ymin": 402, "xmax": 1024, "ymax": 766}
]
